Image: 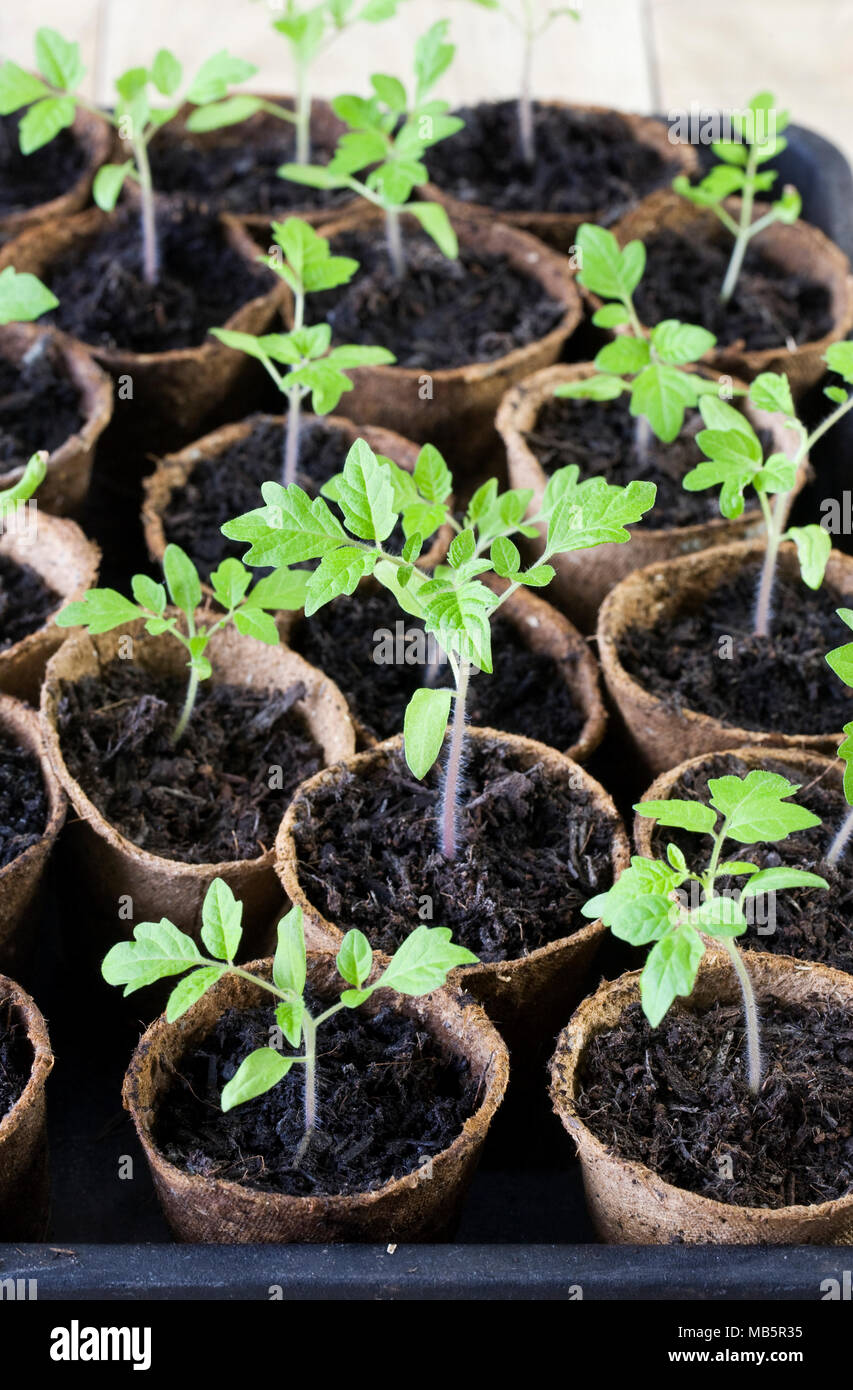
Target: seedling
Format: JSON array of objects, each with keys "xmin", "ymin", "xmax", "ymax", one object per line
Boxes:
[
  {"xmin": 55, "ymin": 545, "xmax": 308, "ymax": 742},
  {"xmin": 585, "ymin": 772, "xmax": 828, "ymax": 1091},
  {"xmin": 222, "ymin": 436, "xmax": 656, "ymax": 859},
  {"xmin": 672, "ymin": 91, "xmax": 801, "ymax": 304},
  {"xmin": 0, "ymin": 266, "xmax": 58, "ymax": 325},
  {"xmin": 102, "ymin": 878, "xmax": 477, "ymax": 1159},
  {"xmin": 0, "ymin": 29, "xmax": 257, "ymax": 283},
  {"xmin": 0, "ymin": 451, "xmax": 46, "ymax": 518},
  {"xmin": 823, "ymin": 614, "xmax": 853, "ymax": 865},
  {"xmin": 188, "ymin": 0, "xmax": 411, "ymax": 165},
  {"xmin": 211, "ymin": 219, "xmax": 394, "ymax": 486},
  {"xmin": 683, "ymin": 343, "xmax": 853, "ymax": 636},
  {"xmin": 279, "ymin": 22, "xmax": 461, "ymax": 277},
  {"xmin": 466, "ymin": 1, "xmax": 580, "ymax": 165}
]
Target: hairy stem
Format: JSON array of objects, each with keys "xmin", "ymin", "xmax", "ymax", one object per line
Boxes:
[
  {"xmin": 753, "ymin": 490, "xmax": 783, "ymax": 638},
  {"xmin": 134, "ymin": 137, "xmax": 159, "ymax": 286},
  {"xmin": 386, "ymin": 207, "xmax": 406, "ymax": 280},
  {"xmin": 295, "ymin": 65, "xmax": 311, "ymax": 165},
  {"xmin": 634, "ymin": 413, "xmax": 653, "ymax": 467},
  {"xmin": 827, "ymin": 805, "xmax": 853, "ymax": 866},
  {"xmin": 283, "ymin": 392, "xmax": 301, "ymax": 487},
  {"xmin": 293, "ymin": 1012, "xmax": 317, "ymax": 1164},
  {"xmin": 518, "ymin": 29, "xmax": 535, "ymax": 165},
  {"xmin": 440, "ymin": 661, "xmax": 470, "ymax": 861},
  {"xmin": 172, "ymin": 664, "xmax": 200, "ymax": 744},
  {"xmin": 720, "ymin": 146, "xmax": 758, "ymax": 305},
  {"xmin": 723, "ymin": 937, "xmax": 763, "ymax": 1094}
]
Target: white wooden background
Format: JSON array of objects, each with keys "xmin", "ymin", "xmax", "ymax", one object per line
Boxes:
[{"xmin": 2, "ymin": 0, "xmax": 852, "ymax": 161}]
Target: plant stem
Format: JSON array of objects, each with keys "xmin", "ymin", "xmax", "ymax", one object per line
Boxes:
[
  {"xmin": 293, "ymin": 1013, "xmax": 317, "ymax": 1163},
  {"xmin": 172, "ymin": 664, "xmax": 200, "ymax": 745},
  {"xmin": 518, "ymin": 27, "xmax": 535, "ymax": 165},
  {"xmin": 440, "ymin": 661, "xmax": 470, "ymax": 861},
  {"xmin": 385, "ymin": 207, "xmax": 406, "ymax": 280},
  {"xmin": 720, "ymin": 146, "xmax": 758, "ymax": 305},
  {"xmin": 283, "ymin": 391, "xmax": 301, "ymax": 488},
  {"xmin": 722, "ymin": 937, "xmax": 763, "ymax": 1094},
  {"xmin": 295, "ymin": 64, "xmax": 311, "ymax": 164},
  {"xmin": 134, "ymin": 136, "xmax": 159, "ymax": 286},
  {"xmin": 634, "ymin": 413, "xmax": 653, "ymax": 467},
  {"xmin": 753, "ymin": 489, "xmax": 784, "ymax": 638},
  {"xmin": 827, "ymin": 805, "xmax": 853, "ymax": 865}
]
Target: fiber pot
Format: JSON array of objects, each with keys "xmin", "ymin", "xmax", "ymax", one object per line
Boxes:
[
  {"xmin": 0, "ymin": 205, "xmax": 286, "ymax": 446},
  {"xmin": 0, "ymin": 973, "xmax": 53, "ymax": 1239},
  {"xmin": 597, "ymin": 540, "xmax": 853, "ymax": 776},
  {"xmin": 0, "ymin": 511, "xmax": 100, "ymax": 704},
  {"xmin": 123, "ymin": 952, "xmax": 509, "ymax": 1243},
  {"xmin": 0, "ymin": 107, "xmax": 113, "ymax": 244},
  {"xmin": 608, "ymin": 190, "xmax": 853, "ymax": 395},
  {"xmin": 0, "ymin": 695, "xmax": 65, "ymax": 977},
  {"xmin": 39, "ymin": 621, "xmax": 355, "ymax": 952},
  {"xmin": 315, "ymin": 206, "xmax": 583, "ymax": 472},
  {"xmin": 275, "ymin": 728, "xmax": 630, "ymax": 1044},
  {"xmin": 424, "ymin": 104, "xmax": 698, "ymax": 253},
  {"xmin": 0, "ymin": 321, "xmax": 113, "ymax": 515},
  {"xmin": 550, "ymin": 951, "xmax": 853, "ymax": 1243},
  {"xmin": 497, "ymin": 362, "xmax": 803, "ymax": 631}
]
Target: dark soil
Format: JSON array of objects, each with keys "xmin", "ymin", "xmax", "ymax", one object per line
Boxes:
[
  {"xmin": 425, "ymin": 102, "xmax": 679, "ymax": 220},
  {"xmin": 617, "ymin": 561, "xmax": 853, "ymax": 734},
  {"xmin": 315, "ymin": 228, "xmax": 565, "ymax": 370},
  {"xmin": 290, "ymin": 585, "xmax": 585, "ymax": 748},
  {"xmin": 0, "ymin": 337, "xmax": 83, "ymax": 468},
  {"xmin": 0, "ymin": 997, "xmax": 32, "ymax": 1122},
  {"xmin": 290, "ymin": 736, "xmax": 619, "ymax": 961},
  {"xmin": 157, "ymin": 992, "xmax": 475, "ymax": 1197},
  {"xmin": 573, "ymin": 994, "xmax": 853, "ymax": 1208},
  {"xmin": 45, "ymin": 204, "xmax": 271, "ymax": 353},
  {"xmin": 0, "ymin": 731, "xmax": 48, "ymax": 870},
  {"xmin": 57, "ymin": 663, "xmax": 324, "ymax": 862},
  {"xmin": 0, "ymin": 554, "xmax": 59, "ymax": 650},
  {"xmin": 647, "ymin": 752, "xmax": 853, "ymax": 974},
  {"xmin": 634, "ymin": 227, "xmax": 833, "ymax": 351},
  {"xmin": 0, "ymin": 112, "xmax": 85, "ymax": 216}
]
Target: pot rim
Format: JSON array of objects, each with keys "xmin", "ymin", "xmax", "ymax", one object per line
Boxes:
[
  {"xmin": 0, "ymin": 105, "xmax": 114, "ymax": 236},
  {"xmin": 0, "ymin": 695, "xmax": 66, "ymax": 885},
  {"xmin": 0, "ymin": 972, "xmax": 54, "ymax": 1146},
  {"xmin": 0, "ymin": 512, "xmax": 101, "ymax": 668}
]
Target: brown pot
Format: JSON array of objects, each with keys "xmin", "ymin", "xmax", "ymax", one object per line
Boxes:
[
  {"xmin": 0, "ymin": 973, "xmax": 53, "ymax": 1239},
  {"xmin": 315, "ymin": 206, "xmax": 583, "ymax": 475},
  {"xmin": 424, "ymin": 104, "xmax": 698, "ymax": 254},
  {"xmin": 0, "ymin": 107, "xmax": 113, "ymax": 244},
  {"xmin": 0, "ymin": 205, "xmax": 287, "ymax": 446},
  {"xmin": 123, "ymin": 951, "xmax": 509, "ymax": 1242},
  {"xmin": 550, "ymin": 950, "xmax": 853, "ymax": 1243},
  {"xmin": 275, "ymin": 728, "xmax": 630, "ymax": 1045},
  {"xmin": 0, "ymin": 511, "xmax": 100, "ymax": 704},
  {"xmin": 0, "ymin": 322, "xmax": 113, "ymax": 515},
  {"xmin": 607, "ymin": 190, "xmax": 853, "ymax": 395},
  {"xmin": 39, "ymin": 621, "xmax": 355, "ymax": 951},
  {"xmin": 498, "ymin": 362, "xmax": 807, "ymax": 631},
  {"xmin": 0, "ymin": 696, "xmax": 65, "ymax": 977},
  {"xmin": 597, "ymin": 540, "xmax": 853, "ymax": 776}
]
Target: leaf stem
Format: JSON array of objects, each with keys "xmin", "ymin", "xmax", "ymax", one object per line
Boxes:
[
  {"xmin": 385, "ymin": 206, "xmax": 406, "ymax": 280},
  {"xmin": 283, "ymin": 392, "xmax": 301, "ymax": 488},
  {"xmin": 172, "ymin": 664, "xmax": 200, "ymax": 744},
  {"xmin": 720, "ymin": 145, "xmax": 759, "ymax": 305}
]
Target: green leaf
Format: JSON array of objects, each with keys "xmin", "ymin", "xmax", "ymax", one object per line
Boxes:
[
  {"xmin": 448, "ymin": 529, "xmax": 475, "ymax": 568},
  {"xmin": 649, "ymin": 320, "xmax": 716, "ymax": 366},
  {"xmin": 583, "ymin": 857, "xmax": 683, "ymax": 923},
  {"xmin": 413, "ymin": 20, "xmax": 455, "ymax": 102},
  {"xmin": 740, "ymin": 867, "xmax": 828, "ymax": 897},
  {"xmin": 186, "ymin": 50, "xmax": 258, "ymax": 106},
  {"xmin": 785, "ymin": 524, "xmax": 831, "ymax": 590},
  {"xmin": 749, "ymin": 371, "xmax": 796, "ymax": 417},
  {"xmin": 404, "ymin": 687, "xmax": 452, "ymax": 779},
  {"xmin": 640, "ymin": 923, "xmax": 705, "ymax": 1027},
  {"xmin": 0, "ymin": 63, "xmax": 48, "ymax": 115},
  {"xmin": 837, "ymin": 721, "xmax": 853, "ymax": 804},
  {"xmin": 698, "ymin": 394, "xmax": 754, "ymax": 434},
  {"xmin": 610, "ymin": 894, "xmax": 678, "ymax": 946},
  {"xmin": 413, "ymin": 443, "xmax": 453, "ymax": 503},
  {"xmin": 210, "ymin": 557, "xmax": 252, "ymax": 610},
  {"xmin": 222, "ymin": 483, "xmax": 346, "ymax": 567},
  {"xmin": 303, "ymin": 546, "xmax": 375, "ymax": 615},
  {"xmin": 55, "ymin": 589, "xmax": 141, "ymax": 633},
  {"xmin": 35, "ymin": 28, "xmax": 84, "ymax": 90},
  {"xmin": 516, "ymin": 565, "xmax": 555, "ymax": 587},
  {"xmin": 754, "ymin": 453, "xmax": 797, "ymax": 495},
  {"xmin": 93, "ymin": 162, "xmax": 132, "ymax": 212},
  {"xmin": 407, "ymin": 201, "xmax": 458, "ymax": 259},
  {"xmin": 592, "ymin": 303, "xmax": 631, "ymax": 328},
  {"xmin": 151, "ymin": 48, "xmax": 182, "ymax": 97},
  {"xmin": 690, "ymin": 896, "xmax": 747, "ymax": 937},
  {"xmin": 280, "ymin": 161, "xmax": 350, "ymax": 191},
  {"xmin": 630, "ymin": 363, "xmax": 701, "ymax": 443},
  {"xmin": 130, "ymin": 574, "xmax": 166, "ymax": 616},
  {"xmin": 102, "ymin": 918, "xmax": 203, "ymax": 994},
  {"xmin": 273, "ymin": 905, "xmax": 306, "ymax": 997},
  {"xmin": 332, "ymin": 438, "xmax": 397, "ymax": 542},
  {"xmin": 825, "ymin": 341, "xmax": 853, "ymax": 386},
  {"xmin": 19, "ymin": 96, "xmax": 75, "ymax": 153},
  {"xmin": 491, "ymin": 535, "xmax": 521, "ymax": 578},
  {"xmin": 200, "ymin": 879, "xmax": 243, "ymax": 961},
  {"xmin": 421, "ymin": 581, "xmax": 495, "ymax": 672},
  {"xmin": 594, "ymin": 336, "xmax": 651, "ymax": 375},
  {"xmin": 221, "ymin": 1049, "xmax": 294, "ymax": 1112},
  {"xmin": 554, "ymin": 374, "xmax": 626, "ymax": 403},
  {"xmin": 163, "ymin": 544, "xmax": 201, "ymax": 617},
  {"xmin": 575, "ymin": 224, "xmax": 646, "ymax": 301},
  {"xmin": 371, "ymin": 73, "xmax": 407, "ymax": 111},
  {"xmin": 708, "ymin": 770, "xmax": 821, "ymax": 844},
  {"xmin": 634, "ymin": 798, "xmax": 718, "ymax": 833},
  {"xmin": 546, "ymin": 475, "xmax": 657, "ymax": 552},
  {"xmin": 336, "ymin": 929, "xmax": 374, "ymax": 988},
  {"xmin": 275, "ymin": 998, "xmax": 303, "ymax": 1048},
  {"xmin": 376, "ymin": 924, "xmax": 478, "ymax": 996},
  {"xmin": 166, "ymin": 966, "xmax": 224, "ymax": 1022},
  {"xmin": 231, "ymin": 605, "xmax": 281, "ymax": 645},
  {"xmin": 0, "ymin": 266, "xmax": 58, "ymax": 325},
  {"xmin": 186, "ymin": 94, "xmax": 265, "ymax": 131},
  {"xmin": 249, "ymin": 568, "xmax": 310, "ymax": 612}
]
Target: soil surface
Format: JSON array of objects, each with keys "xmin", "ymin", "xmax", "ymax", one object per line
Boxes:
[
  {"xmin": 425, "ymin": 102, "xmax": 678, "ymax": 219},
  {"xmin": 574, "ymin": 994, "xmax": 853, "ymax": 1208},
  {"xmin": 617, "ymin": 561, "xmax": 853, "ymax": 734},
  {"xmin": 290, "ymin": 585, "xmax": 585, "ymax": 748},
  {"xmin": 290, "ymin": 736, "xmax": 618, "ymax": 961},
  {"xmin": 0, "ymin": 731, "xmax": 48, "ymax": 871},
  {"xmin": 647, "ymin": 752, "xmax": 853, "ymax": 974},
  {"xmin": 634, "ymin": 227, "xmax": 833, "ymax": 351},
  {"xmin": 0, "ymin": 337, "xmax": 83, "ymax": 468},
  {"xmin": 57, "ymin": 663, "xmax": 324, "ymax": 862},
  {"xmin": 0, "ymin": 554, "xmax": 59, "ymax": 650},
  {"xmin": 0, "ymin": 112, "xmax": 85, "ymax": 216},
  {"xmin": 46, "ymin": 204, "xmax": 271, "ymax": 353},
  {"xmin": 0, "ymin": 997, "xmax": 32, "ymax": 1121},
  {"xmin": 157, "ymin": 993, "xmax": 475, "ymax": 1197},
  {"xmin": 315, "ymin": 228, "xmax": 565, "ymax": 370}
]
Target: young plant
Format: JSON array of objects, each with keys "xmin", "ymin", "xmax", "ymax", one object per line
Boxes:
[
  {"xmin": 0, "ymin": 451, "xmax": 46, "ymax": 518},
  {"xmin": 672, "ymin": 91, "xmax": 801, "ymax": 305},
  {"xmin": 188, "ymin": 0, "xmax": 412, "ymax": 165},
  {"xmin": 0, "ymin": 266, "xmax": 58, "ymax": 326},
  {"xmin": 54, "ymin": 545, "xmax": 308, "ymax": 743},
  {"xmin": 102, "ymin": 879, "xmax": 477, "ymax": 1158},
  {"xmin": 823, "ymin": 614, "xmax": 853, "ymax": 865},
  {"xmin": 279, "ymin": 21, "xmax": 461, "ymax": 277},
  {"xmin": 585, "ymin": 772, "xmax": 828, "ymax": 1092},
  {"xmin": 0, "ymin": 30, "xmax": 257, "ymax": 284},
  {"xmin": 682, "ymin": 343, "xmax": 853, "ymax": 637},
  {"xmin": 210, "ymin": 219, "xmax": 394, "ymax": 486},
  {"xmin": 466, "ymin": 0, "xmax": 581, "ymax": 165},
  {"xmin": 222, "ymin": 436, "xmax": 656, "ymax": 860}
]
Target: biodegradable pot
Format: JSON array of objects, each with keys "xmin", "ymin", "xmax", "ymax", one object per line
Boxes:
[
  {"xmin": 608, "ymin": 190, "xmax": 853, "ymax": 395},
  {"xmin": 316, "ymin": 206, "xmax": 583, "ymax": 472},
  {"xmin": 424, "ymin": 104, "xmax": 698, "ymax": 253},
  {"xmin": 0, "ymin": 973, "xmax": 53, "ymax": 1239},
  {"xmin": 497, "ymin": 362, "xmax": 807, "ymax": 631},
  {"xmin": 0, "ymin": 321, "xmax": 113, "ymax": 515},
  {"xmin": 597, "ymin": 539, "xmax": 853, "ymax": 776},
  {"xmin": 550, "ymin": 950, "xmax": 853, "ymax": 1243},
  {"xmin": 0, "ymin": 696, "xmax": 65, "ymax": 976},
  {"xmin": 123, "ymin": 952, "xmax": 509, "ymax": 1243},
  {"xmin": 0, "ymin": 511, "xmax": 100, "ymax": 704},
  {"xmin": 0, "ymin": 205, "xmax": 287, "ymax": 445},
  {"xmin": 142, "ymin": 412, "xmax": 452, "ymax": 579},
  {"xmin": 275, "ymin": 728, "xmax": 630, "ymax": 1043},
  {"xmin": 40, "ymin": 621, "xmax": 355, "ymax": 951},
  {"xmin": 0, "ymin": 107, "xmax": 113, "ymax": 244}
]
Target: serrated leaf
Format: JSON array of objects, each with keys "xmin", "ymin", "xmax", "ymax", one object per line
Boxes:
[
  {"xmin": 650, "ymin": 320, "xmax": 716, "ymax": 366},
  {"xmin": 0, "ymin": 63, "xmax": 48, "ymax": 115},
  {"xmin": 375, "ymin": 924, "xmax": 478, "ymax": 996},
  {"xmin": 640, "ymin": 923, "xmax": 705, "ymax": 1027},
  {"xmin": 210, "ymin": 557, "xmax": 252, "ymax": 609},
  {"xmin": 232, "ymin": 605, "xmax": 281, "ymax": 645},
  {"xmin": 304, "ymin": 546, "xmax": 375, "ymax": 615},
  {"xmin": 19, "ymin": 95, "xmax": 76, "ymax": 154},
  {"xmin": 708, "ymin": 770, "xmax": 820, "ymax": 844},
  {"xmin": 749, "ymin": 371, "xmax": 796, "ymax": 417},
  {"xmin": 332, "ymin": 438, "xmax": 397, "ymax": 542},
  {"xmin": 690, "ymin": 895, "xmax": 747, "ymax": 937},
  {"xmin": 166, "ymin": 966, "xmax": 224, "ymax": 1022},
  {"xmin": 35, "ymin": 28, "xmax": 84, "ymax": 90},
  {"xmin": 491, "ymin": 535, "xmax": 520, "ymax": 578},
  {"xmin": 575, "ymin": 224, "xmax": 646, "ymax": 301},
  {"xmin": 55, "ymin": 589, "xmax": 141, "ymax": 633},
  {"xmin": 101, "ymin": 918, "xmax": 203, "ymax": 994},
  {"xmin": 186, "ymin": 50, "xmax": 258, "ymax": 106},
  {"xmin": 222, "ymin": 484, "xmax": 346, "ymax": 567},
  {"xmin": 594, "ymin": 336, "xmax": 651, "ymax": 375},
  {"xmin": 630, "ymin": 362, "xmax": 702, "ymax": 443},
  {"xmin": 414, "ymin": 444, "xmax": 453, "ymax": 503},
  {"xmin": 634, "ymin": 798, "xmax": 717, "ymax": 833}
]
